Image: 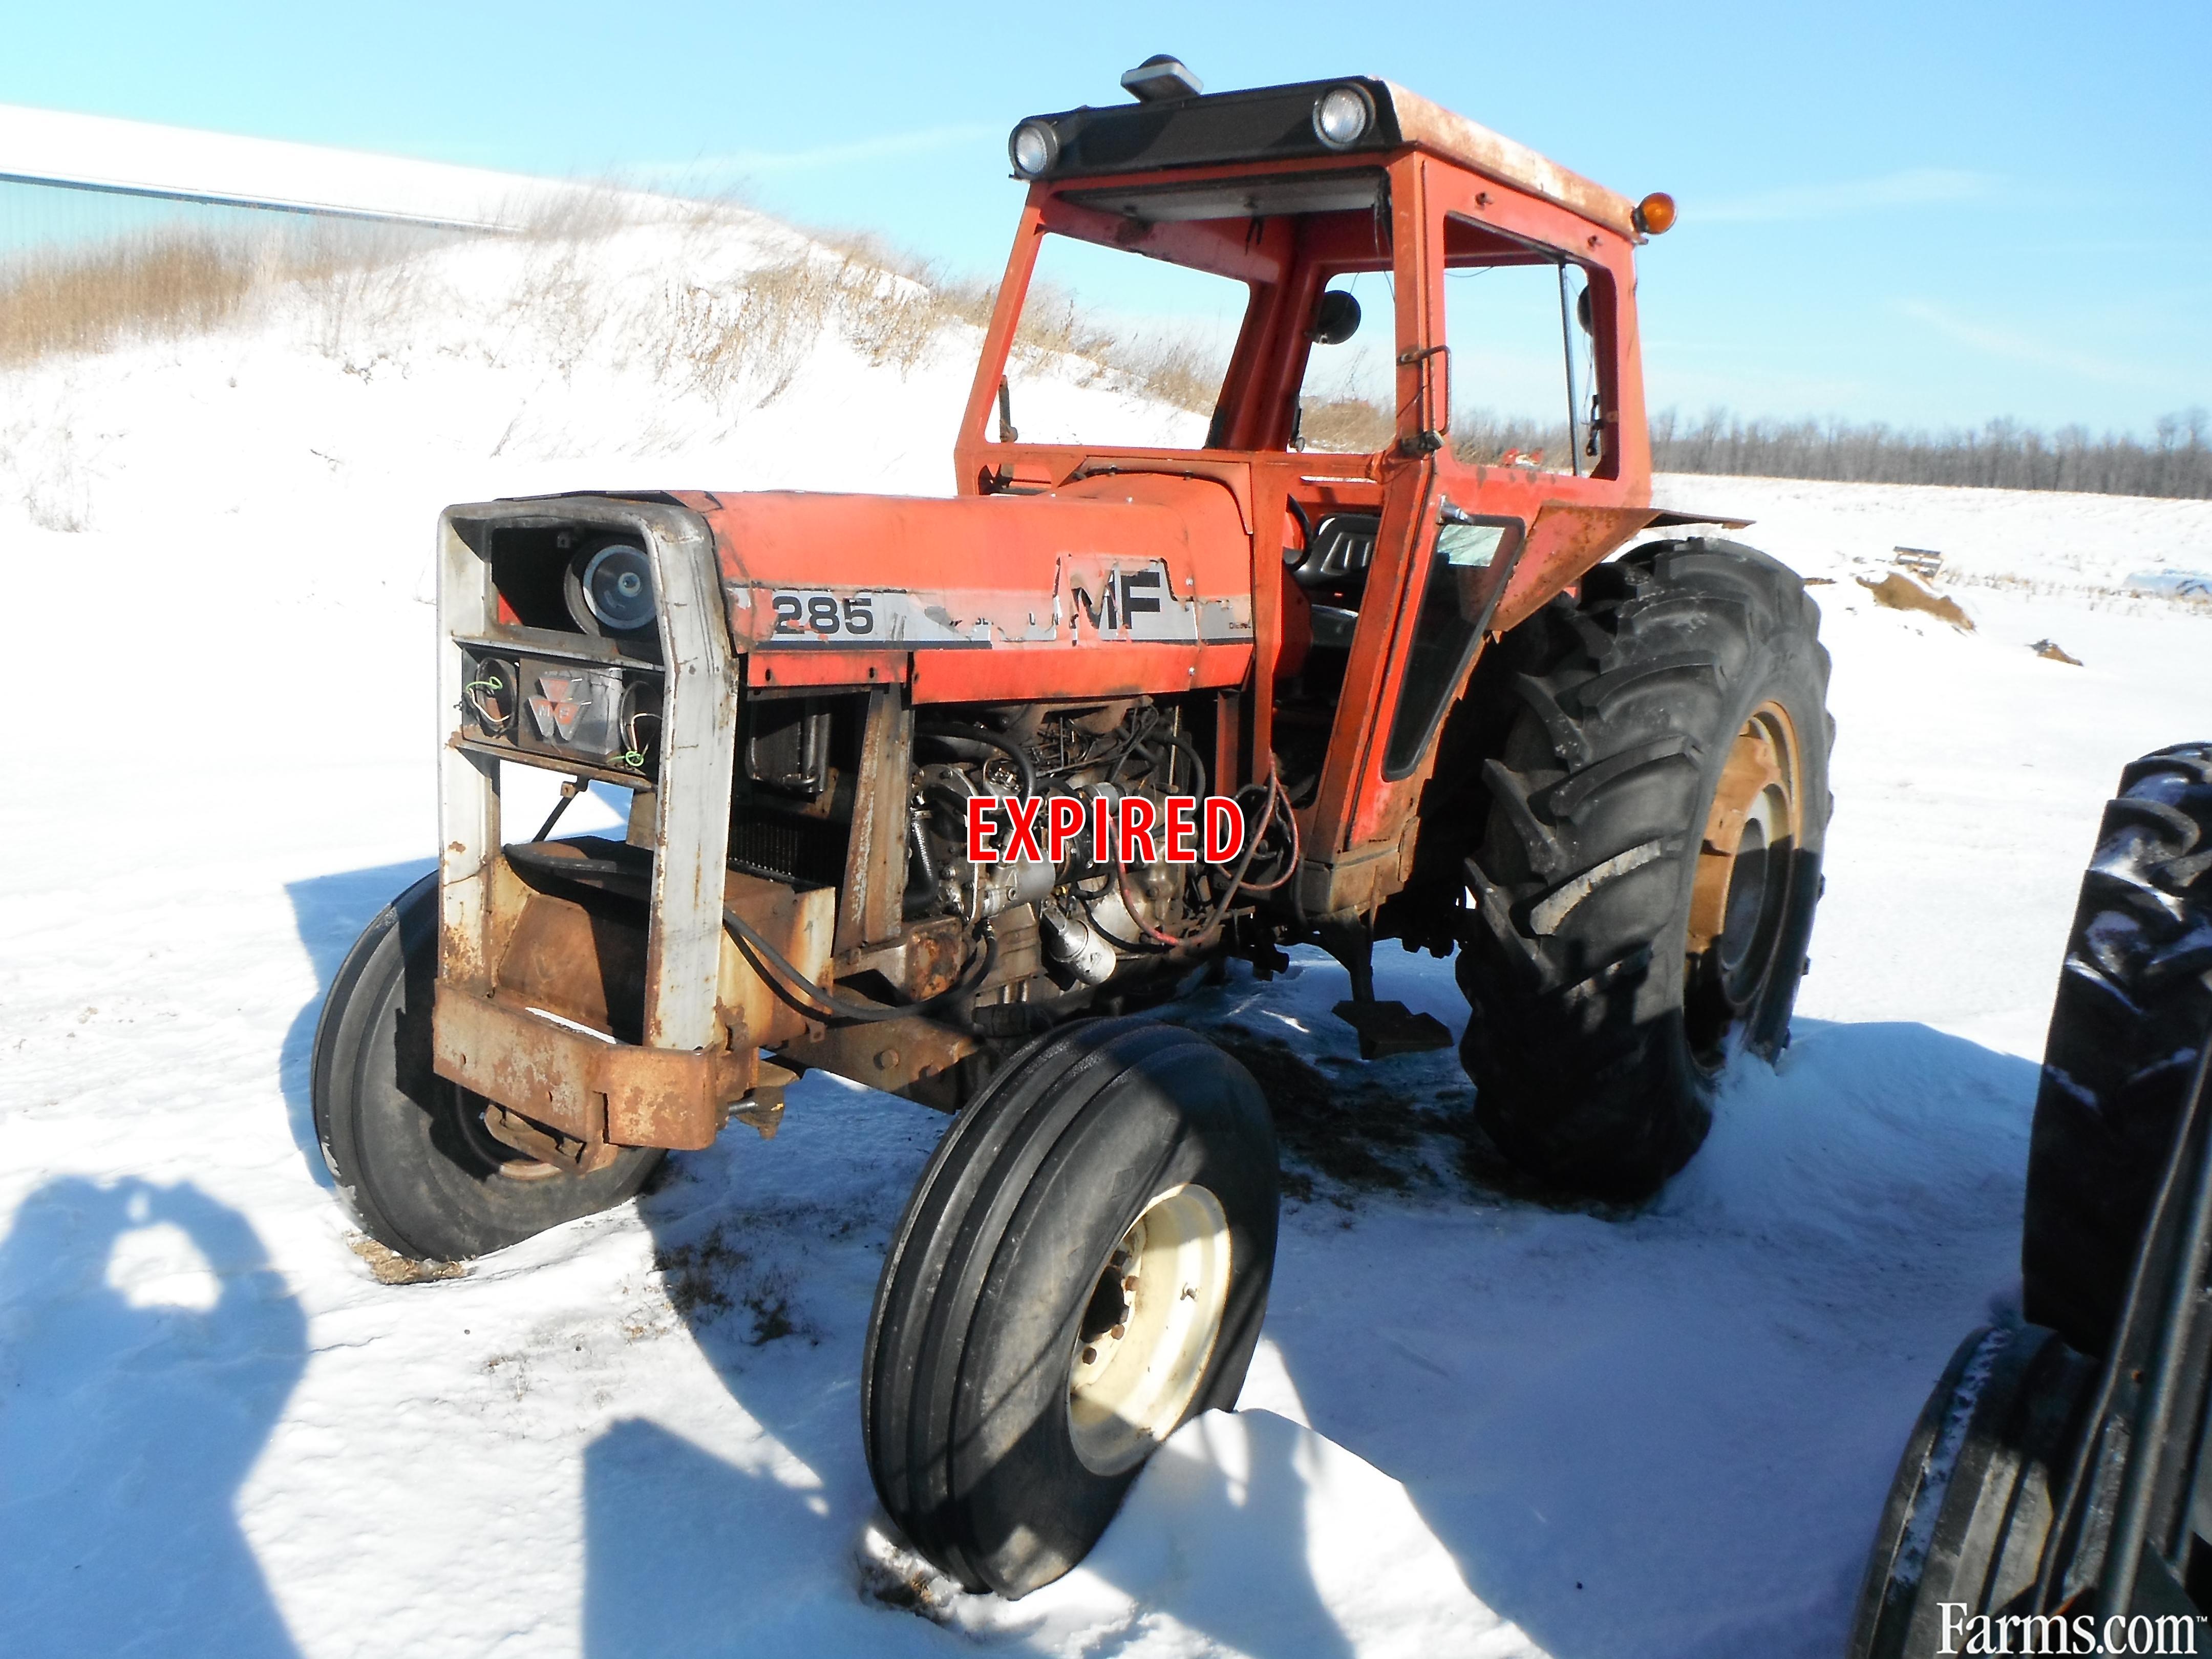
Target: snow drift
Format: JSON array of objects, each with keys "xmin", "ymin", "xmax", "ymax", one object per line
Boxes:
[{"xmin": 2, "ymin": 202, "xmax": 2209, "ymax": 1658}]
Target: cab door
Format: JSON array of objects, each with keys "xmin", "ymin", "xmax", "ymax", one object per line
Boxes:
[{"xmin": 1299, "ymin": 156, "xmax": 1648, "ymax": 917}]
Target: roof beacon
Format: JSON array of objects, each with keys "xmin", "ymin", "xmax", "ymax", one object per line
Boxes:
[{"xmin": 1120, "ymin": 55, "xmax": 1202, "ymax": 102}]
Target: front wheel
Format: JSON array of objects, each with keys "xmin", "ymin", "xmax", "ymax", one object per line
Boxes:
[
  {"xmin": 310, "ymin": 871, "xmax": 663, "ymax": 1262},
  {"xmin": 862, "ymin": 1018, "xmax": 1278, "ymax": 1598}
]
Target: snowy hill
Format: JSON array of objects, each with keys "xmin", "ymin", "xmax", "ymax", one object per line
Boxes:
[{"xmin": 3, "ymin": 209, "xmax": 2209, "ymax": 1658}]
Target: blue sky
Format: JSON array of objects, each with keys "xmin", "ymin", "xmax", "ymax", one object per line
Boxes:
[{"xmin": 4, "ymin": 1, "xmax": 2206, "ymax": 435}]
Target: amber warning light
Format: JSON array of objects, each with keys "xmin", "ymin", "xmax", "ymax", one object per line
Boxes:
[{"xmin": 1636, "ymin": 192, "xmax": 1677, "ymax": 236}]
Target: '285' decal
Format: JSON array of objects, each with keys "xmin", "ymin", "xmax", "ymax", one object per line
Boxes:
[{"xmin": 771, "ymin": 591, "xmax": 876, "ymax": 636}]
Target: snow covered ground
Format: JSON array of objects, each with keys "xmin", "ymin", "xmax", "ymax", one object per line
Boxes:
[{"xmin": 3, "ymin": 214, "xmax": 2209, "ymax": 1658}]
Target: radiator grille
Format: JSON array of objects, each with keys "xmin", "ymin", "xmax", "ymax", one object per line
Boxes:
[{"xmin": 728, "ymin": 811, "xmax": 844, "ymax": 887}]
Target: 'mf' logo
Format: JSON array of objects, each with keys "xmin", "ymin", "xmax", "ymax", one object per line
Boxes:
[{"xmin": 1065, "ymin": 559, "xmax": 1174, "ymax": 640}]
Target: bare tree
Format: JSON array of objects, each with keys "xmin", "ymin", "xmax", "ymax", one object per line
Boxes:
[{"xmin": 1648, "ymin": 407, "xmax": 2211, "ymax": 500}]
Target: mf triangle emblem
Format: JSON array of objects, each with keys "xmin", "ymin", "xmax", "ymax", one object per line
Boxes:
[{"xmin": 528, "ymin": 674, "xmax": 589, "ymax": 742}]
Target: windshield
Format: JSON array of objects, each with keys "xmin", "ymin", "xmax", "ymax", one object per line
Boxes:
[
  {"xmin": 991, "ymin": 171, "xmax": 1397, "ymax": 455},
  {"xmin": 994, "ymin": 230, "xmax": 1248, "ymax": 450}
]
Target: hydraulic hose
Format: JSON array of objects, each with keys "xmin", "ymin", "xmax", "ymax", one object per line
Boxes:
[{"xmin": 916, "ymin": 722, "xmax": 1036, "ymax": 798}]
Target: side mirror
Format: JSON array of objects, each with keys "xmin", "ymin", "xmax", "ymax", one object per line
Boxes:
[{"xmin": 1310, "ymin": 288, "xmax": 1360, "ymax": 346}]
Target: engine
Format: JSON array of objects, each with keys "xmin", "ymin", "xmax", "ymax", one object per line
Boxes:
[{"xmin": 899, "ymin": 698, "xmax": 1291, "ymax": 995}]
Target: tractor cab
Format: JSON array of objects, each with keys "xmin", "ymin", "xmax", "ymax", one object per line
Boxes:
[{"xmin": 962, "ymin": 62, "xmax": 1678, "ymax": 918}]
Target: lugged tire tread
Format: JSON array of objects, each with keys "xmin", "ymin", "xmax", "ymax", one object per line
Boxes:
[
  {"xmin": 2022, "ymin": 742, "xmax": 2212, "ymax": 1356},
  {"xmin": 1453, "ymin": 538, "xmax": 1833, "ymax": 1197}
]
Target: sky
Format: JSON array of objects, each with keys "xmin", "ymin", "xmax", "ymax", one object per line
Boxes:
[{"xmin": 2, "ymin": 0, "xmax": 2206, "ymax": 436}]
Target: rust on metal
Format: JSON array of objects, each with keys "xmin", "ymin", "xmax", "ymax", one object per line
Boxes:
[
  {"xmin": 1488, "ymin": 503, "xmax": 1660, "ymax": 637},
  {"xmin": 1387, "ymin": 83, "xmax": 1642, "ymax": 241},
  {"xmin": 1685, "ymin": 702, "xmax": 1802, "ymax": 958},
  {"xmin": 719, "ymin": 870, "xmax": 836, "ymax": 1048},
  {"xmin": 732, "ymin": 1059, "xmax": 801, "ymax": 1140},
  {"xmin": 433, "ymin": 988, "xmax": 751, "ymax": 1152},
  {"xmin": 836, "ymin": 686, "xmax": 913, "ymax": 953},
  {"xmin": 494, "ymin": 882, "xmax": 647, "ymax": 1041},
  {"xmin": 481, "ymin": 1100, "xmax": 620, "ymax": 1176},
  {"xmin": 775, "ymin": 1011, "xmax": 980, "ymax": 1098}
]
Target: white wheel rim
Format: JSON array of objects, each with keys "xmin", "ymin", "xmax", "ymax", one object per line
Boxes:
[{"xmin": 1067, "ymin": 1183, "xmax": 1232, "ymax": 1475}]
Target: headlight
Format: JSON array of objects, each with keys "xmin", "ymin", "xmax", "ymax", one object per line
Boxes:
[
  {"xmin": 1009, "ymin": 119, "xmax": 1060, "ymax": 179},
  {"xmin": 1312, "ymin": 84, "xmax": 1374, "ymax": 150},
  {"xmin": 567, "ymin": 541, "xmax": 656, "ymax": 635}
]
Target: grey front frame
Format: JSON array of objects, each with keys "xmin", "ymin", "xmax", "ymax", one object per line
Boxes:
[{"xmin": 436, "ymin": 497, "xmax": 738, "ymax": 1054}]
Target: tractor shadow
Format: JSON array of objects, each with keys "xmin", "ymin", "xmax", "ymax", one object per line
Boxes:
[
  {"xmin": 278, "ymin": 857, "xmax": 434, "ymax": 1193},
  {"xmin": 0, "ymin": 1177, "xmax": 307, "ymax": 1657},
  {"xmin": 1244, "ymin": 1010, "xmax": 2043, "ymax": 1659}
]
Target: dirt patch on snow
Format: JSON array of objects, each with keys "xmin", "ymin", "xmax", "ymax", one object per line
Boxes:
[
  {"xmin": 652, "ymin": 1218, "xmax": 819, "ymax": 1345},
  {"xmin": 1194, "ymin": 1020, "xmax": 1618, "ymax": 1216},
  {"xmin": 348, "ymin": 1233, "xmax": 465, "ymax": 1285},
  {"xmin": 1857, "ymin": 570, "xmax": 1975, "ymax": 630}
]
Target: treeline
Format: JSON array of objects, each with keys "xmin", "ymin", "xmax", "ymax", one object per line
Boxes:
[{"xmin": 1650, "ymin": 408, "xmax": 2212, "ymax": 501}]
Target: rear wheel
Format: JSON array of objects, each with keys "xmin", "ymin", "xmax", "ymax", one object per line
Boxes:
[
  {"xmin": 862, "ymin": 1017, "xmax": 1277, "ymax": 1598},
  {"xmin": 1454, "ymin": 539, "xmax": 1833, "ymax": 1197},
  {"xmin": 310, "ymin": 872, "xmax": 664, "ymax": 1263},
  {"xmin": 2023, "ymin": 743, "xmax": 2212, "ymax": 1355}
]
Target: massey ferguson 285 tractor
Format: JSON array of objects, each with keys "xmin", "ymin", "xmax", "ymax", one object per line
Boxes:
[{"xmin": 314, "ymin": 59, "xmax": 1833, "ymax": 1595}]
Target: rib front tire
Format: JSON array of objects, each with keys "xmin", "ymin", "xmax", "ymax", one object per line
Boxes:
[
  {"xmin": 310, "ymin": 871, "xmax": 664, "ymax": 1263},
  {"xmin": 861, "ymin": 1017, "xmax": 1278, "ymax": 1598}
]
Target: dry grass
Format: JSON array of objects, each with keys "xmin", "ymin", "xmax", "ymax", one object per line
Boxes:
[
  {"xmin": 662, "ymin": 248, "xmax": 998, "ymax": 402},
  {"xmin": 1301, "ymin": 395, "xmax": 1393, "ymax": 453},
  {"xmin": 1857, "ymin": 570, "xmax": 1976, "ymax": 631},
  {"xmin": 347, "ymin": 1233, "xmax": 465, "ymax": 1285},
  {"xmin": 1930, "ymin": 566, "xmax": 2212, "ymax": 621},
  {"xmin": 1, "ymin": 199, "xmax": 1230, "ymax": 429},
  {"xmin": 0, "ymin": 222, "xmax": 453, "ymax": 369},
  {"xmin": 998, "ymin": 275, "xmax": 1224, "ymax": 415}
]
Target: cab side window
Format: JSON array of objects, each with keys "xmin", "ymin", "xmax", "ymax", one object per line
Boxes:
[
  {"xmin": 1441, "ymin": 215, "xmax": 1603, "ymax": 476},
  {"xmin": 1290, "ymin": 269, "xmax": 1399, "ymax": 455}
]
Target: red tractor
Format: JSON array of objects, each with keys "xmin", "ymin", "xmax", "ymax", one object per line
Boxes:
[{"xmin": 314, "ymin": 58, "xmax": 1833, "ymax": 1594}]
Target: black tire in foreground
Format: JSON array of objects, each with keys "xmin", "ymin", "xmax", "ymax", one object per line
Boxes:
[
  {"xmin": 862, "ymin": 1017, "xmax": 1278, "ymax": 1598},
  {"xmin": 2023, "ymin": 743, "xmax": 2212, "ymax": 1357},
  {"xmin": 1455, "ymin": 539, "xmax": 1834, "ymax": 1198},
  {"xmin": 310, "ymin": 872, "xmax": 663, "ymax": 1263},
  {"xmin": 1846, "ymin": 1322, "xmax": 2100, "ymax": 1656}
]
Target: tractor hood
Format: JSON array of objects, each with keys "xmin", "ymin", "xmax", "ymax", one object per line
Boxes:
[{"xmin": 673, "ymin": 473, "xmax": 1258, "ymax": 702}]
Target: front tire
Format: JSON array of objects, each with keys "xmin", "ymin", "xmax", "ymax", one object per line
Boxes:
[
  {"xmin": 862, "ymin": 1017, "xmax": 1278, "ymax": 1598},
  {"xmin": 310, "ymin": 872, "xmax": 664, "ymax": 1263},
  {"xmin": 1455, "ymin": 539, "xmax": 1834, "ymax": 1197}
]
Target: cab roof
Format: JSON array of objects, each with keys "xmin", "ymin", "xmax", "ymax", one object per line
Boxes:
[{"xmin": 1013, "ymin": 75, "xmax": 1641, "ymax": 241}]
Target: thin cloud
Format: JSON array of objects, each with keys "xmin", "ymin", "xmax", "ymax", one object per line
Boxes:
[
  {"xmin": 1899, "ymin": 299, "xmax": 2149, "ymax": 386},
  {"xmin": 1697, "ymin": 167, "xmax": 1994, "ymax": 224},
  {"xmin": 650, "ymin": 123, "xmax": 998, "ymax": 180}
]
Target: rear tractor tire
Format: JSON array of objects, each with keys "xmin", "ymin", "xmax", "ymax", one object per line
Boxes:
[
  {"xmin": 2022, "ymin": 742, "xmax": 2212, "ymax": 1356},
  {"xmin": 1455, "ymin": 539, "xmax": 1834, "ymax": 1198},
  {"xmin": 862, "ymin": 1017, "xmax": 1278, "ymax": 1597},
  {"xmin": 310, "ymin": 872, "xmax": 664, "ymax": 1263}
]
